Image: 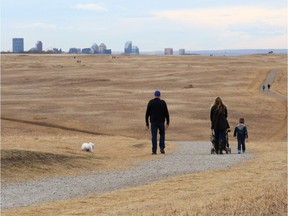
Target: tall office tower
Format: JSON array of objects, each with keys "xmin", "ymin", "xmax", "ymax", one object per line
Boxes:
[
  {"xmin": 36, "ymin": 41, "xmax": 43, "ymax": 51},
  {"xmin": 124, "ymin": 41, "xmax": 132, "ymax": 54},
  {"xmin": 12, "ymin": 38, "xmax": 24, "ymax": 53},
  {"xmin": 91, "ymin": 43, "xmax": 99, "ymax": 54},
  {"xmin": 164, "ymin": 48, "xmax": 173, "ymax": 55},
  {"xmin": 99, "ymin": 43, "xmax": 107, "ymax": 54},
  {"xmin": 132, "ymin": 46, "xmax": 139, "ymax": 54}
]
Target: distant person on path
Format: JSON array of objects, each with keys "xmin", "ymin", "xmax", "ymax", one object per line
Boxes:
[
  {"xmin": 233, "ymin": 118, "xmax": 248, "ymax": 154},
  {"xmin": 145, "ymin": 90, "xmax": 170, "ymax": 155},
  {"xmin": 262, "ymin": 85, "xmax": 265, "ymax": 91},
  {"xmin": 268, "ymin": 84, "xmax": 271, "ymax": 91},
  {"xmin": 210, "ymin": 97, "xmax": 230, "ymax": 154}
]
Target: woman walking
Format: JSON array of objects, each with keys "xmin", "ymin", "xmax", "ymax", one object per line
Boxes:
[{"xmin": 210, "ymin": 97, "xmax": 230, "ymax": 154}]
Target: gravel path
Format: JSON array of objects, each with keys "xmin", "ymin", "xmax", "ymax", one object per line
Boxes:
[{"xmin": 1, "ymin": 141, "xmax": 251, "ymax": 209}]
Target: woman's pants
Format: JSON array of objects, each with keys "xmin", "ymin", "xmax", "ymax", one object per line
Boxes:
[{"xmin": 214, "ymin": 129, "xmax": 225, "ymax": 153}]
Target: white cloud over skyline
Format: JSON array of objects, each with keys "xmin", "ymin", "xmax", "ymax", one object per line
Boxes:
[
  {"xmin": 74, "ymin": 3, "xmax": 107, "ymax": 11},
  {"xmin": 13, "ymin": 22, "xmax": 58, "ymax": 30}
]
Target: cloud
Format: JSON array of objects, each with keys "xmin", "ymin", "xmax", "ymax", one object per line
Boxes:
[
  {"xmin": 228, "ymin": 23, "xmax": 285, "ymax": 36},
  {"xmin": 75, "ymin": 3, "xmax": 107, "ymax": 11},
  {"xmin": 13, "ymin": 22, "xmax": 57, "ymax": 29},
  {"xmin": 151, "ymin": 6, "xmax": 287, "ymax": 34}
]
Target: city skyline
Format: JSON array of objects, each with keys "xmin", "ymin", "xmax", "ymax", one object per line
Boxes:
[
  {"xmin": 1, "ymin": 0, "xmax": 287, "ymax": 52},
  {"xmin": 10, "ymin": 38, "xmax": 132, "ymax": 54},
  {"xmin": 7, "ymin": 37, "xmax": 287, "ymax": 55}
]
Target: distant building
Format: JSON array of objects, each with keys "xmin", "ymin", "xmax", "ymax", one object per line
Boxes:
[
  {"xmin": 91, "ymin": 43, "xmax": 99, "ymax": 54},
  {"xmin": 104, "ymin": 49, "xmax": 112, "ymax": 54},
  {"xmin": 164, "ymin": 48, "xmax": 173, "ymax": 55},
  {"xmin": 124, "ymin": 41, "xmax": 132, "ymax": 54},
  {"xmin": 132, "ymin": 46, "xmax": 139, "ymax": 54},
  {"xmin": 28, "ymin": 41, "xmax": 43, "ymax": 53},
  {"xmin": 69, "ymin": 48, "xmax": 80, "ymax": 54},
  {"xmin": 52, "ymin": 48, "xmax": 62, "ymax": 53},
  {"xmin": 45, "ymin": 48, "xmax": 62, "ymax": 53},
  {"xmin": 69, "ymin": 43, "xmax": 110, "ymax": 54},
  {"xmin": 12, "ymin": 38, "xmax": 24, "ymax": 53},
  {"xmin": 179, "ymin": 49, "xmax": 185, "ymax": 55},
  {"xmin": 82, "ymin": 48, "xmax": 92, "ymax": 54},
  {"xmin": 36, "ymin": 41, "xmax": 43, "ymax": 51},
  {"xmin": 99, "ymin": 43, "xmax": 107, "ymax": 54},
  {"xmin": 124, "ymin": 41, "xmax": 139, "ymax": 54}
]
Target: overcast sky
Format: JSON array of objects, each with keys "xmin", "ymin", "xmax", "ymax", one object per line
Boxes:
[{"xmin": 1, "ymin": 0, "xmax": 287, "ymax": 52}]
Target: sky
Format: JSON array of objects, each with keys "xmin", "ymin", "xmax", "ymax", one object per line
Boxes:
[{"xmin": 1, "ymin": 0, "xmax": 287, "ymax": 52}]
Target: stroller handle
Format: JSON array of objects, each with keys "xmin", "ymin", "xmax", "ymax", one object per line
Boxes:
[{"xmin": 211, "ymin": 129, "xmax": 231, "ymax": 135}]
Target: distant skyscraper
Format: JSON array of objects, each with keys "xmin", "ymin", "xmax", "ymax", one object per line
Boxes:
[
  {"xmin": 179, "ymin": 49, "xmax": 185, "ymax": 55},
  {"xmin": 124, "ymin": 41, "xmax": 132, "ymax": 54},
  {"xmin": 91, "ymin": 43, "xmax": 99, "ymax": 54},
  {"xmin": 164, "ymin": 48, "xmax": 173, "ymax": 55},
  {"xmin": 12, "ymin": 38, "xmax": 24, "ymax": 53},
  {"xmin": 132, "ymin": 46, "xmax": 139, "ymax": 54},
  {"xmin": 99, "ymin": 43, "xmax": 107, "ymax": 54},
  {"xmin": 36, "ymin": 41, "xmax": 43, "ymax": 51}
]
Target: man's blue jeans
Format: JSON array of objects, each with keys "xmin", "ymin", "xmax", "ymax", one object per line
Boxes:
[{"xmin": 151, "ymin": 123, "xmax": 165, "ymax": 153}]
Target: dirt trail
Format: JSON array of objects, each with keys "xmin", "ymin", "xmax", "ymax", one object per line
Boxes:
[
  {"xmin": 260, "ymin": 70, "xmax": 287, "ymax": 141},
  {"xmin": 261, "ymin": 69, "xmax": 287, "ymax": 100}
]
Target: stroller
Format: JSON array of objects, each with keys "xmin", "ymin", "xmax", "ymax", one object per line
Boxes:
[{"xmin": 210, "ymin": 129, "xmax": 231, "ymax": 154}]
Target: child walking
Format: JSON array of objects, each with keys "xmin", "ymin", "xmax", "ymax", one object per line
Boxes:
[{"xmin": 233, "ymin": 118, "xmax": 248, "ymax": 154}]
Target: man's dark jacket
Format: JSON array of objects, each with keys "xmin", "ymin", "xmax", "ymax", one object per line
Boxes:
[{"xmin": 145, "ymin": 98, "xmax": 170, "ymax": 125}]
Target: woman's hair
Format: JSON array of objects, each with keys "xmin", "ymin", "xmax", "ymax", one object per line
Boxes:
[{"xmin": 214, "ymin": 97, "xmax": 226, "ymax": 114}]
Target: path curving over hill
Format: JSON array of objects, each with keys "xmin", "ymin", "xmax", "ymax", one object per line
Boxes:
[
  {"xmin": 260, "ymin": 69, "xmax": 287, "ymax": 100},
  {"xmin": 260, "ymin": 70, "xmax": 287, "ymax": 140}
]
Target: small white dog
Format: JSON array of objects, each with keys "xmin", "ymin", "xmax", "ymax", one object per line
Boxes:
[{"xmin": 81, "ymin": 142, "xmax": 94, "ymax": 152}]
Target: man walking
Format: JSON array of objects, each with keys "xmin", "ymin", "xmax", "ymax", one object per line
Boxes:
[{"xmin": 145, "ymin": 90, "xmax": 170, "ymax": 155}]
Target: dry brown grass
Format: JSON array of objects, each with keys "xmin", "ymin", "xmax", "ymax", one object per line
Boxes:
[
  {"xmin": 1, "ymin": 54, "xmax": 287, "ymax": 215},
  {"xmin": 1, "ymin": 118, "xmax": 177, "ymax": 182}
]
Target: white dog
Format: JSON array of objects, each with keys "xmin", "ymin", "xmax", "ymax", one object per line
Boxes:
[{"xmin": 81, "ymin": 142, "xmax": 94, "ymax": 152}]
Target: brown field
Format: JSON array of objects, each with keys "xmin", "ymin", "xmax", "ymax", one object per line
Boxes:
[{"xmin": 1, "ymin": 54, "xmax": 287, "ymax": 215}]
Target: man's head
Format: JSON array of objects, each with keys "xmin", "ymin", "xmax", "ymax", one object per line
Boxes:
[{"xmin": 154, "ymin": 90, "xmax": 161, "ymax": 97}]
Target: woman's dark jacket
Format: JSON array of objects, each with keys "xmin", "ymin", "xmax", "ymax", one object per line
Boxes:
[{"xmin": 210, "ymin": 105, "xmax": 229, "ymax": 130}]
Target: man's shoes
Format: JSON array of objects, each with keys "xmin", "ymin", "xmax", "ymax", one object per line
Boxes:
[
  {"xmin": 152, "ymin": 152, "xmax": 157, "ymax": 155},
  {"xmin": 160, "ymin": 149, "xmax": 165, "ymax": 154}
]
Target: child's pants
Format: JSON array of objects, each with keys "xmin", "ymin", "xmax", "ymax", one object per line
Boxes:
[{"xmin": 237, "ymin": 138, "xmax": 246, "ymax": 153}]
